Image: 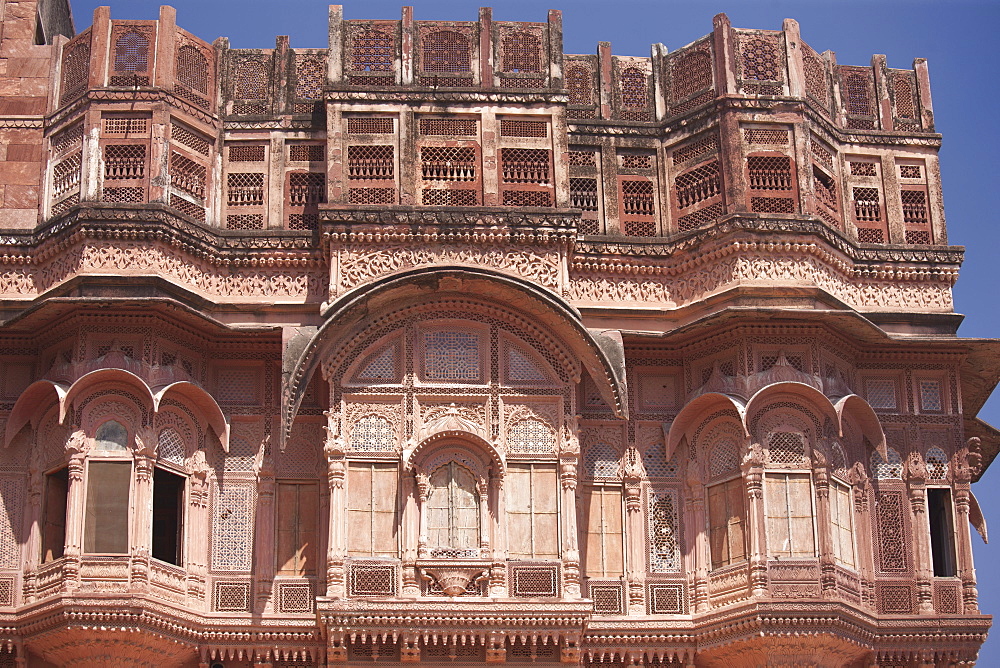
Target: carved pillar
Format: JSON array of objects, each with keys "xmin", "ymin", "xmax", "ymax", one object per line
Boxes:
[
  {"xmin": 22, "ymin": 465, "xmax": 42, "ymax": 602},
  {"xmin": 849, "ymin": 463, "xmax": 875, "ymax": 610},
  {"xmin": 489, "ymin": 470, "xmax": 507, "ymax": 597},
  {"xmin": 187, "ymin": 452, "xmax": 210, "ymax": 603},
  {"xmin": 685, "ymin": 455, "xmax": 709, "ymax": 613},
  {"xmin": 327, "ymin": 631, "xmax": 348, "ymax": 664},
  {"xmin": 478, "ymin": 476, "xmax": 491, "ymax": 554},
  {"xmin": 400, "ymin": 633, "xmax": 420, "ymax": 662},
  {"xmin": 255, "ymin": 456, "xmax": 276, "ymax": 608},
  {"xmin": 415, "ymin": 472, "xmax": 430, "ymax": 559},
  {"xmin": 486, "ymin": 632, "xmax": 505, "ymax": 664},
  {"xmin": 623, "ymin": 447, "xmax": 644, "ymax": 613},
  {"xmin": 742, "ymin": 443, "xmax": 767, "ymax": 597},
  {"xmin": 400, "ymin": 472, "xmax": 420, "ymax": 596},
  {"xmin": 559, "ymin": 437, "xmax": 581, "ymax": 600},
  {"xmin": 130, "ymin": 439, "xmax": 155, "ymax": 593},
  {"xmin": 324, "ymin": 438, "xmax": 347, "ymax": 598},
  {"xmin": 62, "ymin": 430, "xmax": 88, "ymax": 592},
  {"xmin": 812, "ymin": 458, "xmax": 836, "ymax": 598},
  {"xmin": 906, "ymin": 451, "xmax": 934, "ymax": 614}
]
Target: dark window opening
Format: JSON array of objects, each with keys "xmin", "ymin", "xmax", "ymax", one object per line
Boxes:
[
  {"xmin": 84, "ymin": 460, "xmax": 131, "ymax": 553},
  {"xmin": 42, "ymin": 468, "xmax": 69, "ymax": 562},
  {"xmin": 928, "ymin": 488, "xmax": 957, "ymax": 577},
  {"xmin": 152, "ymin": 467, "xmax": 185, "ymax": 565}
]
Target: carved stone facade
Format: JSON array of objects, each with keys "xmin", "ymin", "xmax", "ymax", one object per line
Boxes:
[{"xmin": 0, "ymin": 1, "xmax": 995, "ymax": 666}]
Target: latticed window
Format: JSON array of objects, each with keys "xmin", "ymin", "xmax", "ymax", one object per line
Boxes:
[
  {"xmin": 919, "ymin": 379, "xmax": 942, "ymax": 412},
  {"xmin": 674, "ymin": 161, "xmax": 720, "ymax": 208},
  {"xmin": 227, "ymin": 173, "xmax": 264, "ymax": 206},
  {"xmin": 61, "ymin": 41, "xmax": 90, "ymax": 105},
  {"xmin": 570, "ymin": 178, "xmax": 598, "ymax": 211},
  {"xmin": 620, "ymin": 68, "xmax": 648, "ymax": 108},
  {"xmin": 747, "ymin": 156, "xmax": 792, "ymax": 190},
  {"xmin": 853, "ymin": 187, "xmax": 881, "ymax": 223},
  {"xmin": 114, "ymin": 30, "xmax": 149, "ymax": 73},
  {"xmin": 767, "ymin": 431, "xmax": 805, "ymax": 464},
  {"xmin": 831, "ymin": 481, "xmax": 855, "ymax": 568},
  {"xmin": 288, "ymin": 172, "xmax": 326, "ymax": 205},
  {"xmin": 670, "ymin": 49, "xmax": 712, "ymax": 101},
  {"xmin": 502, "ymin": 32, "xmax": 541, "ymax": 73},
  {"xmin": 813, "ymin": 166, "xmax": 837, "ymax": 209},
  {"xmin": 708, "ymin": 478, "xmax": 746, "ymax": 570},
  {"xmin": 621, "ymin": 179, "xmax": 654, "ymax": 216},
  {"xmin": 508, "ymin": 419, "xmax": 555, "ymax": 454},
  {"xmin": 52, "ymin": 153, "xmax": 82, "ymax": 199},
  {"xmin": 294, "ymin": 54, "xmax": 325, "ymax": 98},
  {"xmin": 229, "ymin": 145, "xmax": 265, "ymax": 162},
  {"xmin": 506, "ymin": 464, "xmax": 558, "ymax": 558},
  {"xmin": 427, "ymin": 462, "xmax": 480, "ymax": 552},
  {"xmin": 419, "ymin": 117, "xmax": 476, "ymax": 136},
  {"xmin": 648, "ymin": 489, "xmax": 680, "ymax": 572},
  {"xmin": 672, "ymin": 134, "xmax": 718, "ymax": 165},
  {"xmin": 289, "ymin": 144, "xmax": 325, "ymax": 162},
  {"xmin": 349, "ymin": 415, "xmax": 395, "ymax": 452},
  {"xmin": 566, "ymin": 64, "xmax": 593, "ymax": 105},
  {"xmin": 844, "ymin": 73, "xmax": 874, "ymax": 116},
  {"xmin": 584, "ymin": 442, "xmax": 620, "ymax": 480},
  {"xmin": 421, "ymin": 146, "xmax": 476, "ymax": 181},
  {"xmin": 741, "ymin": 37, "xmax": 780, "ymax": 81},
  {"xmin": 500, "ymin": 119, "xmax": 547, "ymax": 137},
  {"xmin": 422, "ymin": 189, "xmax": 478, "ymax": 206},
  {"xmin": 352, "ymin": 30, "xmax": 393, "ymax": 71},
  {"xmin": 708, "ymin": 439, "xmax": 739, "ymax": 479},
  {"xmin": 233, "ymin": 59, "xmax": 268, "ymax": 99},
  {"xmin": 926, "ymin": 447, "xmax": 948, "ymax": 480},
  {"xmin": 893, "ymin": 74, "xmax": 917, "ymax": 119},
  {"xmin": 170, "ymin": 151, "xmax": 206, "ymax": 200},
  {"xmin": 507, "ymin": 347, "xmax": 546, "ymax": 382},
  {"xmin": 501, "ymin": 148, "xmax": 550, "ymax": 184},
  {"xmin": 177, "ymin": 44, "xmax": 209, "ymax": 93},
  {"xmin": 875, "ymin": 490, "xmax": 908, "ymax": 572},
  {"xmin": 212, "ymin": 483, "xmax": 256, "ymax": 571},
  {"xmin": 580, "ymin": 486, "xmax": 623, "ymax": 577},
  {"xmin": 347, "ymin": 145, "xmax": 394, "ymax": 180},
  {"xmin": 901, "ymin": 190, "xmax": 928, "ymax": 227},
  {"xmin": 104, "ymin": 144, "xmax": 146, "ymax": 180},
  {"xmin": 171, "ymin": 123, "xmax": 210, "ymax": 155},
  {"xmin": 423, "ymin": 331, "xmax": 480, "ymax": 381},
  {"xmin": 865, "ymin": 377, "xmax": 897, "ymax": 410},
  {"xmin": 765, "ymin": 473, "xmax": 815, "ymax": 558},
  {"xmin": 347, "ymin": 462, "xmax": 398, "ymax": 557},
  {"xmin": 348, "ymin": 117, "xmax": 394, "ymax": 134},
  {"xmin": 871, "ymin": 448, "xmax": 903, "ymax": 480},
  {"xmin": 422, "ymin": 31, "xmax": 470, "ymax": 72},
  {"xmin": 803, "ymin": 52, "xmax": 827, "ymax": 104}
]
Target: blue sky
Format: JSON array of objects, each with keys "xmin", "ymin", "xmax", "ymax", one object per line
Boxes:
[{"xmin": 72, "ymin": 0, "xmax": 1000, "ymax": 659}]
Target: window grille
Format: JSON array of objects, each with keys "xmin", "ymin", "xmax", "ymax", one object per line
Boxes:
[
  {"xmin": 502, "ymin": 190, "xmax": 552, "ymax": 207},
  {"xmin": 294, "ymin": 54, "xmax": 325, "ymax": 98},
  {"xmin": 418, "ymin": 118, "xmax": 476, "ymax": 136},
  {"xmin": 926, "ymin": 447, "xmax": 948, "ymax": 479},
  {"xmin": 170, "ymin": 151, "xmax": 206, "ymax": 200},
  {"xmin": 176, "ymin": 44, "xmax": 209, "ymax": 93},
  {"xmin": 675, "ymin": 161, "xmax": 720, "ymax": 208},
  {"xmin": 351, "ymin": 30, "xmax": 393, "ymax": 72},
  {"xmin": 104, "ymin": 144, "xmax": 146, "ymax": 180},
  {"xmin": 507, "ymin": 419, "xmax": 555, "ymax": 454},
  {"xmin": 919, "ymin": 379, "xmax": 942, "ymax": 411},
  {"xmin": 420, "ymin": 146, "xmax": 476, "ymax": 181},
  {"xmin": 566, "ymin": 64, "xmax": 593, "ymax": 105},
  {"xmin": 621, "ymin": 179, "xmax": 654, "ymax": 216},
  {"xmin": 289, "ymin": 144, "xmax": 325, "ymax": 162},
  {"xmin": 741, "ymin": 37, "xmax": 780, "ymax": 81},
  {"xmin": 747, "ymin": 155, "xmax": 792, "ymax": 190},
  {"xmin": 570, "ymin": 178, "xmax": 598, "ymax": 211},
  {"xmin": 348, "ymin": 187, "xmax": 396, "ymax": 204},
  {"xmin": 347, "ymin": 145, "xmax": 394, "ymax": 180},
  {"xmin": 501, "ymin": 148, "xmax": 550, "ymax": 184},
  {"xmin": 875, "ymin": 491, "xmax": 908, "ymax": 572},
  {"xmin": 348, "ymin": 117, "xmax": 394, "ymax": 134},
  {"xmin": 672, "ymin": 134, "xmax": 718, "ymax": 165},
  {"xmin": 871, "ymin": 448, "xmax": 903, "ymax": 480},
  {"xmin": 648, "ymin": 489, "xmax": 680, "ymax": 571},
  {"xmin": 501, "ymin": 32, "xmax": 541, "ymax": 73},
  {"xmin": 865, "ymin": 378, "xmax": 897, "ymax": 410},
  {"xmin": 422, "ymin": 189, "xmax": 478, "ymax": 206},
  {"xmin": 114, "ymin": 30, "xmax": 149, "ymax": 73},
  {"xmin": 423, "ymin": 331, "xmax": 480, "ymax": 381},
  {"xmin": 60, "ymin": 41, "xmax": 90, "ymax": 105},
  {"xmin": 349, "ymin": 415, "xmax": 395, "ymax": 452},
  {"xmin": 422, "ymin": 31, "xmax": 470, "ymax": 72},
  {"xmin": 229, "ymin": 145, "xmax": 265, "ymax": 162},
  {"xmin": 669, "ymin": 49, "xmax": 712, "ymax": 102},
  {"xmin": 211, "ymin": 483, "xmax": 256, "ymax": 571},
  {"xmin": 227, "ymin": 173, "xmax": 264, "ymax": 206},
  {"xmin": 620, "ymin": 68, "xmax": 648, "ymax": 108},
  {"xmin": 288, "ymin": 172, "xmax": 326, "ymax": 205},
  {"xmin": 853, "ymin": 187, "xmax": 881, "ymax": 223},
  {"xmin": 500, "ymin": 119, "xmax": 547, "ymax": 137},
  {"xmin": 233, "ymin": 59, "xmax": 267, "ymax": 99},
  {"xmin": 844, "ymin": 73, "xmax": 874, "ymax": 116},
  {"xmin": 171, "ymin": 123, "xmax": 210, "ymax": 155}
]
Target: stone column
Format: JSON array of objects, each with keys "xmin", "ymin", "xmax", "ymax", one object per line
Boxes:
[
  {"xmin": 623, "ymin": 447, "xmax": 644, "ymax": 612},
  {"xmin": 21, "ymin": 464, "xmax": 42, "ymax": 602},
  {"xmin": 812, "ymin": 455, "xmax": 836, "ymax": 598},
  {"xmin": 255, "ymin": 453, "xmax": 276, "ymax": 609},
  {"xmin": 415, "ymin": 472, "xmax": 430, "ymax": 559},
  {"xmin": 400, "ymin": 472, "xmax": 420, "ymax": 596},
  {"xmin": 742, "ymin": 442, "xmax": 767, "ymax": 597},
  {"xmin": 954, "ymin": 441, "xmax": 980, "ymax": 612},
  {"xmin": 478, "ymin": 476, "xmax": 491, "ymax": 554},
  {"xmin": 187, "ymin": 451, "xmax": 210, "ymax": 604},
  {"xmin": 905, "ymin": 450, "xmax": 934, "ymax": 614},
  {"xmin": 130, "ymin": 427, "xmax": 156, "ymax": 593},
  {"xmin": 489, "ymin": 469, "xmax": 507, "ymax": 597},
  {"xmin": 685, "ymin": 460, "xmax": 709, "ymax": 613},
  {"xmin": 324, "ymin": 438, "xmax": 347, "ymax": 598},
  {"xmin": 62, "ymin": 429, "xmax": 88, "ymax": 592},
  {"xmin": 559, "ymin": 423, "xmax": 581, "ymax": 600}
]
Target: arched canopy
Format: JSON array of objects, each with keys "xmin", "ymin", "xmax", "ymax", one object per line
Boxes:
[
  {"xmin": 4, "ymin": 370, "xmax": 230, "ymax": 452},
  {"xmin": 282, "ymin": 266, "xmax": 629, "ymax": 448},
  {"xmin": 665, "ymin": 392, "xmax": 746, "ymax": 462},
  {"xmin": 154, "ymin": 381, "xmax": 231, "ymax": 452},
  {"xmin": 744, "ymin": 381, "xmax": 840, "ymax": 438},
  {"xmin": 834, "ymin": 394, "xmax": 887, "ymax": 460},
  {"xmin": 970, "ymin": 491, "xmax": 989, "ymax": 544},
  {"xmin": 4, "ymin": 380, "xmax": 68, "ymax": 447},
  {"xmin": 407, "ymin": 431, "xmax": 505, "ymax": 478}
]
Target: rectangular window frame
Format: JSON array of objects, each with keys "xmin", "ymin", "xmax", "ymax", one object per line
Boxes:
[
  {"xmin": 276, "ymin": 480, "xmax": 320, "ymax": 576},
  {"xmin": 506, "ymin": 462, "xmax": 560, "ymax": 560},
  {"xmin": 346, "ymin": 461, "xmax": 399, "ymax": 558},
  {"xmin": 830, "ymin": 479, "xmax": 856, "ymax": 569},
  {"xmin": 764, "ymin": 472, "xmax": 817, "ymax": 560},
  {"xmin": 707, "ymin": 475, "xmax": 747, "ymax": 571},
  {"xmin": 579, "ymin": 483, "xmax": 625, "ymax": 579},
  {"xmin": 83, "ymin": 459, "xmax": 133, "ymax": 555}
]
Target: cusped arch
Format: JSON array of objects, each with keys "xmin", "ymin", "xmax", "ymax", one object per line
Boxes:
[
  {"xmin": 665, "ymin": 392, "xmax": 747, "ymax": 462},
  {"xmin": 154, "ymin": 381, "xmax": 230, "ymax": 452},
  {"xmin": 62, "ymin": 368, "xmax": 155, "ymax": 425},
  {"xmin": 745, "ymin": 381, "xmax": 838, "ymax": 438},
  {"xmin": 282, "ymin": 267, "xmax": 628, "ymax": 447}
]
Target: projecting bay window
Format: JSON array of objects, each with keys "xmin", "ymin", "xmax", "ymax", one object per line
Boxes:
[
  {"xmin": 276, "ymin": 481, "xmax": 319, "ymax": 576},
  {"xmin": 708, "ymin": 478, "xmax": 747, "ymax": 570},
  {"xmin": 765, "ymin": 472, "xmax": 816, "ymax": 559}
]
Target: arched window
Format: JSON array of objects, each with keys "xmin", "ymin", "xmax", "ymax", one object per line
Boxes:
[
  {"xmin": 422, "ymin": 31, "xmax": 471, "ymax": 73},
  {"xmin": 426, "ymin": 461, "xmax": 480, "ymax": 554},
  {"xmin": 871, "ymin": 447, "xmax": 903, "ymax": 480},
  {"xmin": 114, "ymin": 30, "xmax": 149, "ymax": 73}
]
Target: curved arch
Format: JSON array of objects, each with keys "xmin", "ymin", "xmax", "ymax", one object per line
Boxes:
[
  {"xmin": 282, "ymin": 266, "xmax": 628, "ymax": 447},
  {"xmin": 62, "ymin": 368, "xmax": 156, "ymax": 425},
  {"xmin": 745, "ymin": 381, "xmax": 839, "ymax": 436},
  {"xmin": 4, "ymin": 380, "xmax": 68, "ymax": 447},
  {"xmin": 406, "ymin": 430, "xmax": 504, "ymax": 476},
  {"xmin": 154, "ymin": 381, "xmax": 230, "ymax": 452},
  {"xmin": 665, "ymin": 392, "xmax": 746, "ymax": 462},
  {"xmin": 834, "ymin": 394, "xmax": 887, "ymax": 460}
]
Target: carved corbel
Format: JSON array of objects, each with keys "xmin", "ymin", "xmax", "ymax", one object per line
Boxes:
[{"xmin": 905, "ymin": 450, "xmax": 927, "ymax": 513}]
